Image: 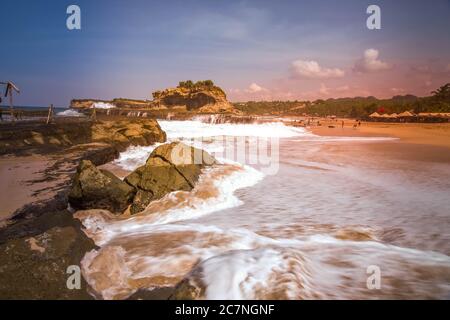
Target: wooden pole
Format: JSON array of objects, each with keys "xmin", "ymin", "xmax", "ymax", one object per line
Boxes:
[
  {"xmin": 46, "ymin": 104, "xmax": 54, "ymax": 124},
  {"xmin": 9, "ymin": 86, "xmax": 14, "ymax": 124}
]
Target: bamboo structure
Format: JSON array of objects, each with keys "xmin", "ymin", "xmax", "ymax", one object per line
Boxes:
[{"xmin": 0, "ymin": 81, "xmax": 20, "ymax": 124}]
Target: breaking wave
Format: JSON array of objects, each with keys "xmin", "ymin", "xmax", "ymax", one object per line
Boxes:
[{"xmin": 75, "ymin": 119, "xmax": 450, "ymax": 300}]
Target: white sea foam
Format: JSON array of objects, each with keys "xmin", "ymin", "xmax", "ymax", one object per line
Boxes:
[
  {"xmin": 112, "ymin": 143, "xmax": 163, "ymax": 171},
  {"xmin": 56, "ymin": 109, "xmax": 85, "ymax": 117},
  {"xmin": 77, "ymin": 163, "xmax": 265, "ymax": 245},
  {"xmin": 78, "ymin": 214, "xmax": 450, "ymax": 299},
  {"xmin": 158, "ymin": 120, "xmax": 309, "ymax": 139},
  {"xmin": 77, "ymin": 119, "xmax": 450, "ymax": 300},
  {"xmin": 92, "ymin": 102, "xmax": 116, "ymax": 109}
]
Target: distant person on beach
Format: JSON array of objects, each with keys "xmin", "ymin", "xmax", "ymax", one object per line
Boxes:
[
  {"xmin": 358, "ymin": 120, "xmax": 361, "ymax": 127},
  {"xmin": 341, "ymin": 120, "xmax": 344, "ymax": 128}
]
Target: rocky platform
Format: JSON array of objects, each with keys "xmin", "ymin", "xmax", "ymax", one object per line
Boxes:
[{"xmin": 0, "ymin": 118, "xmax": 166, "ymax": 299}]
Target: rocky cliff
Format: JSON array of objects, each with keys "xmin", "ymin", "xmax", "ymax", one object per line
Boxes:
[
  {"xmin": 70, "ymin": 98, "xmax": 154, "ymax": 110},
  {"xmin": 70, "ymin": 81, "xmax": 237, "ymax": 114},
  {"xmin": 153, "ymin": 81, "xmax": 236, "ymax": 113}
]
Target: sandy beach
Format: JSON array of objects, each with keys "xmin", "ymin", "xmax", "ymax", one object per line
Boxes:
[
  {"xmin": 310, "ymin": 120, "xmax": 450, "ymax": 149},
  {"xmin": 0, "ymin": 155, "xmax": 55, "ymax": 222}
]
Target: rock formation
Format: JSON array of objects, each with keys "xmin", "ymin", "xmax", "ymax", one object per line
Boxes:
[
  {"xmin": 152, "ymin": 81, "xmax": 236, "ymax": 113},
  {"xmin": 67, "ymin": 142, "xmax": 217, "ymax": 215},
  {"xmin": 0, "ymin": 118, "xmax": 166, "ymax": 155},
  {"xmin": 70, "ymin": 98, "xmax": 153, "ymax": 110},
  {"xmin": 68, "ymin": 160, "xmax": 136, "ymax": 213},
  {"xmin": 70, "ymin": 81, "xmax": 237, "ymax": 114},
  {"xmin": 125, "ymin": 142, "xmax": 217, "ymax": 214},
  {"xmin": 0, "ymin": 210, "xmax": 96, "ymax": 299},
  {"xmin": 91, "ymin": 119, "xmax": 166, "ymax": 151}
]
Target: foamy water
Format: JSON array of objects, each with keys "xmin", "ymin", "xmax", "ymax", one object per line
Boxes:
[
  {"xmin": 92, "ymin": 102, "xmax": 116, "ymax": 109},
  {"xmin": 56, "ymin": 109, "xmax": 85, "ymax": 117},
  {"xmin": 76, "ymin": 120, "xmax": 450, "ymax": 300}
]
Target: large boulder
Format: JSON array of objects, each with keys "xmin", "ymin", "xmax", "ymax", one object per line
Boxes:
[
  {"xmin": 125, "ymin": 142, "xmax": 216, "ymax": 214},
  {"xmin": 68, "ymin": 160, "xmax": 135, "ymax": 214}
]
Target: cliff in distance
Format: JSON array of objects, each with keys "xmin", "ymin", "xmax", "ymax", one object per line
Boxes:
[
  {"xmin": 70, "ymin": 80, "xmax": 237, "ymax": 114},
  {"xmin": 152, "ymin": 80, "xmax": 235, "ymax": 113}
]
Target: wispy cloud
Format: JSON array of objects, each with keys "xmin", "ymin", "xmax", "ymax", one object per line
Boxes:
[
  {"xmin": 246, "ymin": 83, "xmax": 267, "ymax": 93},
  {"xmin": 291, "ymin": 59, "xmax": 345, "ymax": 79},
  {"xmin": 354, "ymin": 49, "xmax": 392, "ymax": 73}
]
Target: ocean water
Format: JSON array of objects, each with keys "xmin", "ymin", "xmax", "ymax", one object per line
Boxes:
[
  {"xmin": 0, "ymin": 106, "xmax": 79, "ymax": 121},
  {"xmin": 76, "ymin": 120, "xmax": 450, "ymax": 300}
]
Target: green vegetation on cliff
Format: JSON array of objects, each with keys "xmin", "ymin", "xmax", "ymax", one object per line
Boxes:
[{"xmin": 152, "ymin": 80, "xmax": 226, "ymax": 100}]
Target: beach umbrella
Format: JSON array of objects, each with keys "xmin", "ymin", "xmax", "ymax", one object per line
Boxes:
[
  {"xmin": 0, "ymin": 81, "xmax": 20, "ymax": 123},
  {"xmin": 398, "ymin": 111, "xmax": 415, "ymax": 117},
  {"xmin": 369, "ymin": 112, "xmax": 380, "ymax": 118}
]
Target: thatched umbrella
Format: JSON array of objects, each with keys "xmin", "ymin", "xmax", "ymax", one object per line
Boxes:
[
  {"xmin": 369, "ymin": 112, "xmax": 381, "ymax": 118},
  {"xmin": 398, "ymin": 111, "xmax": 415, "ymax": 117},
  {"xmin": 0, "ymin": 81, "xmax": 20, "ymax": 123}
]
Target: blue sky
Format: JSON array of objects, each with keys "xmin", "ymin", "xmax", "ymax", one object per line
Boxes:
[{"xmin": 1, "ymin": 0, "xmax": 449, "ymax": 106}]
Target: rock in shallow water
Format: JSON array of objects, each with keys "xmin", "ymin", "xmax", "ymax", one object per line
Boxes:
[
  {"xmin": 68, "ymin": 160, "xmax": 135, "ymax": 214},
  {"xmin": 68, "ymin": 142, "xmax": 217, "ymax": 215},
  {"xmin": 125, "ymin": 142, "xmax": 217, "ymax": 214}
]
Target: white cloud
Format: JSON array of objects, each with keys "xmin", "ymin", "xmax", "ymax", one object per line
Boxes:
[
  {"xmin": 354, "ymin": 49, "xmax": 392, "ymax": 73},
  {"xmin": 246, "ymin": 83, "xmax": 267, "ymax": 93},
  {"xmin": 291, "ymin": 60, "xmax": 345, "ymax": 79}
]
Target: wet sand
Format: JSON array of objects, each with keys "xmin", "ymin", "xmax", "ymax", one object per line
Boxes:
[
  {"xmin": 0, "ymin": 155, "xmax": 57, "ymax": 223},
  {"xmin": 310, "ymin": 121, "xmax": 450, "ymax": 149}
]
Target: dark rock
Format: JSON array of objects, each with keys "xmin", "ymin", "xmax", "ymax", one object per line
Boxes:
[
  {"xmin": 68, "ymin": 160, "xmax": 135, "ymax": 214},
  {"xmin": 125, "ymin": 142, "xmax": 216, "ymax": 214},
  {"xmin": 0, "ymin": 210, "xmax": 96, "ymax": 299},
  {"xmin": 169, "ymin": 278, "xmax": 205, "ymax": 300}
]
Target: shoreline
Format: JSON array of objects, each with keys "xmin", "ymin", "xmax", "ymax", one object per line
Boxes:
[
  {"xmin": 308, "ymin": 120, "xmax": 450, "ymax": 149},
  {"xmin": 1, "ymin": 116, "xmax": 449, "ymax": 299}
]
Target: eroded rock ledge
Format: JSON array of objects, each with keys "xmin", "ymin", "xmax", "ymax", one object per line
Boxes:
[{"xmin": 0, "ymin": 118, "xmax": 166, "ymax": 155}]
